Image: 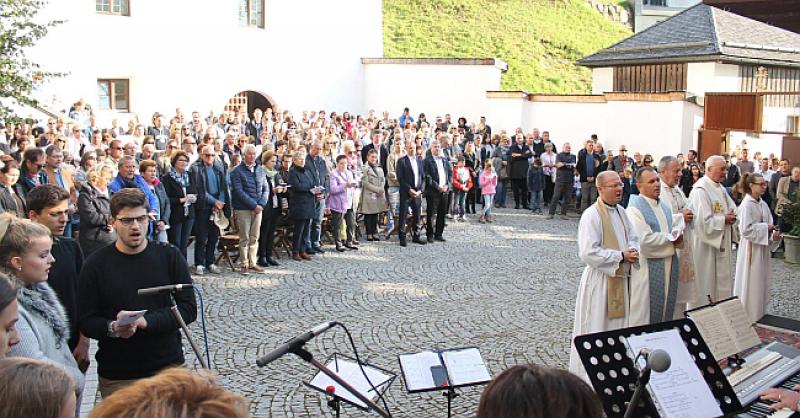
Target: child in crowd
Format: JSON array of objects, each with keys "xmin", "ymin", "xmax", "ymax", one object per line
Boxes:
[
  {"xmin": 479, "ymin": 160, "xmax": 498, "ymax": 223},
  {"xmin": 527, "ymin": 158, "xmax": 545, "ymax": 214},
  {"xmin": 452, "ymin": 156, "xmax": 473, "ymax": 221}
]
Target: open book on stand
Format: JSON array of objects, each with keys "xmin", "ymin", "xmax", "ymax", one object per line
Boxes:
[
  {"xmin": 398, "ymin": 347, "xmax": 491, "ymax": 393},
  {"xmin": 686, "ymin": 296, "xmax": 762, "ymax": 361}
]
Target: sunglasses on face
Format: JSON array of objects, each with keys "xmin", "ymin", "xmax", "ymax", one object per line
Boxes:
[{"xmin": 116, "ymin": 215, "xmax": 149, "ymax": 226}]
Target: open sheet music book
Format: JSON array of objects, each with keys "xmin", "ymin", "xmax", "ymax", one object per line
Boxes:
[
  {"xmin": 626, "ymin": 329, "xmax": 723, "ymax": 418},
  {"xmin": 686, "ymin": 297, "xmax": 762, "ymax": 360},
  {"xmin": 398, "ymin": 347, "xmax": 491, "ymax": 392},
  {"xmin": 306, "ymin": 355, "xmax": 394, "ymax": 410}
]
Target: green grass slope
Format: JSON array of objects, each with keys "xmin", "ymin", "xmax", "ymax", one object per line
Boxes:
[{"xmin": 383, "ymin": 0, "xmax": 632, "ymax": 93}]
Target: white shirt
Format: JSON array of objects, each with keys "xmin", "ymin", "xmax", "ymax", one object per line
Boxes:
[
  {"xmin": 434, "ymin": 156, "xmax": 447, "ymax": 189},
  {"xmin": 408, "ymin": 156, "xmax": 419, "ymax": 189}
]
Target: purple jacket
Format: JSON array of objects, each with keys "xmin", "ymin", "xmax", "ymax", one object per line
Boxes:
[{"xmin": 326, "ymin": 169, "xmax": 354, "ymax": 213}]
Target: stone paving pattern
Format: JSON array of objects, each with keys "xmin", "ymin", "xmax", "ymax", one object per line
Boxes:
[{"xmin": 80, "ymin": 208, "xmax": 800, "ymax": 417}]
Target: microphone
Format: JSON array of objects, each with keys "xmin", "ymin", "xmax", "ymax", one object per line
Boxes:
[
  {"xmin": 640, "ymin": 348, "xmax": 671, "ymax": 373},
  {"xmin": 256, "ymin": 321, "xmax": 338, "ymax": 367},
  {"xmin": 137, "ymin": 283, "xmax": 194, "ymax": 296},
  {"xmin": 623, "ymin": 348, "xmax": 672, "ymax": 418}
]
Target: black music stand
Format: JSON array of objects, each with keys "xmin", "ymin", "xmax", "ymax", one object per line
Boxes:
[
  {"xmin": 303, "ymin": 353, "xmax": 396, "ymax": 417},
  {"xmin": 575, "ymin": 319, "xmax": 741, "ymax": 418},
  {"xmin": 398, "ymin": 347, "xmax": 491, "ymax": 418}
]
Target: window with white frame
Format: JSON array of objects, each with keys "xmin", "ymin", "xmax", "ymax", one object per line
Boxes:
[
  {"xmin": 96, "ymin": 0, "xmax": 130, "ymax": 16},
  {"xmin": 239, "ymin": 0, "xmax": 265, "ymax": 28},
  {"xmin": 97, "ymin": 79, "xmax": 130, "ymax": 111}
]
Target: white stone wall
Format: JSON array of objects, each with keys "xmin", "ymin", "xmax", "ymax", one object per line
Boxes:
[
  {"xmin": 591, "ymin": 68, "xmax": 614, "ymax": 94},
  {"xmin": 30, "ymin": 0, "xmax": 383, "ymax": 125},
  {"xmin": 362, "ymin": 61, "xmax": 504, "ymax": 123},
  {"xmin": 484, "ymin": 95, "xmax": 704, "ymax": 159},
  {"xmin": 686, "ymin": 62, "xmax": 740, "ymax": 97}
]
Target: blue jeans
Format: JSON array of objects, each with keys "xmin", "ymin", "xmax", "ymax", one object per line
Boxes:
[
  {"xmin": 455, "ymin": 191, "xmax": 467, "ymax": 216},
  {"xmin": 293, "ymin": 219, "xmax": 311, "ymax": 253},
  {"xmin": 495, "ymin": 180, "xmax": 507, "ymax": 207},
  {"xmin": 529, "ymin": 190, "xmax": 543, "ymax": 211},
  {"xmin": 168, "ymin": 217, "xmax": 195, "ymax": 261},
  {"xmin": 305, "ymin": 199, "xmax": 325, "ymax": 249},
  {"xmin": 483, "ymin": 194, "xmax": 494, "ymax": 216}
]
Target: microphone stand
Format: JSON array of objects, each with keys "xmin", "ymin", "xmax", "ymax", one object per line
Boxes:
[
  {"xmin": 168, "ymin": 291, "xmax": 208, "ymax": 369},
  {"xmin": 623, "ymin": 366, "xmax": 651, "ymax": 418},
  {"xmin": 290, "ymin": 345, "xmax": 390, "ymax": 418}
]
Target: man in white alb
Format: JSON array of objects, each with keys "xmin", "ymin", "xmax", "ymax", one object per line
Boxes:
[
  {"xmin": 626, "ymin": 167, "xmax": 682, "ymax": 326},
  {"xmin": 658, "ymin": 156, "xmax": 700, "ymax": 318},
  {"xmin": 569, "ymin": 171, "xmax": 640, "ymax": 382},
  {"xmin": 688, "ymin": 155, "xmax": 737, "ymax": 305}
]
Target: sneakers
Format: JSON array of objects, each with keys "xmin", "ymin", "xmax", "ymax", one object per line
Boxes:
[
  {"xmin": 208, "ymin": 264, "xmax": 222, "ymax": 274},
  {"xmin": 194, "ymin": 265, "xmax": 205, "ymax": 276}
]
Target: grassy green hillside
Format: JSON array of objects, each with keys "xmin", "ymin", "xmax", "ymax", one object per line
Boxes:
[{"xmin": 383, "ymin": 0, "xmax": 632, "ymax": 93}]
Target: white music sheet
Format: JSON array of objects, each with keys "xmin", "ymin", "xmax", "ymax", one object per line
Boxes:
[
  {"xmin": 308, "ymin": 358, "xmax": 392, "ymax": 409},
  {"xmin": 627, "ymin": 329, "xmax": 723, "ymax": 418},
  {"xmin": 441, "ymin": 347, "xmax": 491, "ymax": 387},
  {"xmin": 716, "ymin": 299, "xmax": 761, "ymax": 352},
  {"xmin": 688, "ymin": 298, "xmax": 761, "ymax": 360},
  {"xmin": 399, "ymin": 351, "xmax": 443, "ymax": 392}
]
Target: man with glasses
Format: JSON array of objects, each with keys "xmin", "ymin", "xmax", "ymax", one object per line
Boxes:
[
  {"xmin": 18, "ymin": 147, "xmax": 48, "ymax": 199},
  {"xmin": 78, "ymin": 188, "xmax": 197, "ymax": 398},
  {"xmin": 107, "ymin": 139, "xmax": 125, "ymax": 168},
  {"xmin": 190, "ymin": 146, "xmax": 230, "ymax": 275},
  {"xmin": 109, "ymin": 156, "xmax": 160, "ymax": 222},
  {"xmin": 610, "ymin": 145, "xmax": 634, "ymax": 174},
  {"xmin": 183, "ymin": 137, "xmax": 198, "ymax": 165}
]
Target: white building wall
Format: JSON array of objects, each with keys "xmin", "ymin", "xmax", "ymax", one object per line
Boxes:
[
  {"xmin": 486, "ymin": 97, "xmax": 703, "ymax": 159},
  {"xmin": 591, "ymin": 68, "xmax": 614, "ymax": 94},
  {"xmin": 686, "ymin": 62, "xmax": 740, "ymax": 97},
  {"xmin": 30, "ymin": 0, "xmax": 383, "ymax": 125},
  {"xmin": 362, "ymin": 63, "xmax": 503, "ymax": 122}
]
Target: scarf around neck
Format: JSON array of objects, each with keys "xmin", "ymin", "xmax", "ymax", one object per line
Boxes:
[{"xmin": 11, "ymin": 275, "xmax": 69, "ymax": 348}]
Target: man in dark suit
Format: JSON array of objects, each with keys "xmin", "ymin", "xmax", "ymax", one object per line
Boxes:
[
  {"xmin": 361, "ymin": 129, "xmax": 389, "ymax": 170},
  {"xmin": 395, "ymin": 140, "xmax": 426, "ymax": 247},
  {"xmin": 424, "ymin": 141, "xmax": 453, "ymax": 243}
]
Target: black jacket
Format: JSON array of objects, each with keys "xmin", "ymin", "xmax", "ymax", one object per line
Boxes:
[
  {"xmin": 288, "ymin": 166, "xmax": 316, "ymax": 220},
  {"xmin": 160, "ymin": 173, "xmax": 197, "ymax": 225},
  {"xmin": 423, "ymin": 156, "xmax": 453, "ymax": 195},
  {"xmin": 396, "ymin": 155, "xmax": 425, "ymax": 199},
  {"xmin": 508, "ymin": 144, "xmax": 532, "ymax": 179},
  {"xmin": 0, "ymin": 183, "xmax": 27, "ymax": 217},
  {"xmin": 77, "ymin": 184, "xmax": 116, "ymax": 256},
  {"xmin": 189, "ymin": 161, "xmax": 232, "ymax": 218},
  {"xmin": 576, "ymin": 149, "xmax": 601, "ymax": 182}
]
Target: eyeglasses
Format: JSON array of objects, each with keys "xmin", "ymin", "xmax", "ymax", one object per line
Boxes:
[
  {"xmin": 116, "ymin": 215, "xmax": 149, "ymax": 226},
  {"xmin": 176, "ymin": 159, "xmax": 189, "ymax": 163},
  {"xmin": 202, "ymin": 153, "xmax": 215, "ymax": 157},
  {"xmin": 111, "ymin": 147, "xmax": 123, "ymax": 150}
]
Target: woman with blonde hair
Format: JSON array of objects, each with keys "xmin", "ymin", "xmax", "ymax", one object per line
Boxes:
[
  {"xmin": 0, "ymin": 357, "xmax": 77, "ymax": 418},
  {"xmin": 88, "ymin": 368, "xmax": 249, "ymax": 418},
  {"xmin": 78, "ymin": 164, "xmax": 117, "ymax": 255},
  {"xmin": 1, "ymin": 214, "xmax": 85, "ymax": 416}
]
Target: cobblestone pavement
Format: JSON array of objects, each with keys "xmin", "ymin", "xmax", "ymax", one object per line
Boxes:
[{"xmin": 80, "ymin": 208, "xmax": 800, "ymax": 418}]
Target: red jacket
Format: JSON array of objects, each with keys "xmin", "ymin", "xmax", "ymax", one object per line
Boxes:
[{"xmin": 452, "ymin": 166, "xmax": 473, "ymax": 192}]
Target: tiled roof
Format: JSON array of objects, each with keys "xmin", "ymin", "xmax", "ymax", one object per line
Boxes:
[{"xmin": 578, "ymin": 4, "xmax": 800, "ymax": 67}]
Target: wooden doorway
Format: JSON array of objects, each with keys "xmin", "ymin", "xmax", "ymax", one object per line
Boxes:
[
  {"xmin": 783, "ymin": 136, "xmax": 800, "ymax": 164},
  {"xmin": 698, "ymin": 129, "xmax": 726, "ymax": 161},
  {"xmin": 225, "ymin": 91, "xmax": 273, "ymax": 117}
]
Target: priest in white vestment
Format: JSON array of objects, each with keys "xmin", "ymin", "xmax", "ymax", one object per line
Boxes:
[
  {"xmin": 734, "ymin": 173, "xmax": 780, "ymax": 321},
  {"xmin": 569, "ymin": 171, "xmax": 640, "ymax": 382},
  {"xmin": 658, "ymin": 156, "xmax": 700, "ymax": 318},
  {"xmin": 626, "ymin": 167, "xmax": 681, "ymax": 326},
  {"xmin": 688, "ymin": 155, "xmax": 738, "ymax": 306}
]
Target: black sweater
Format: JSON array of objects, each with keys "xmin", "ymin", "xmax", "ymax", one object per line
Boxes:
[
  {"xmin": 49, "ymin": 237, "xmax": 84, "ymax": 350},
  {"xmin": 78, "ymin": 241, "xmax": 196, "ymax": 380}
]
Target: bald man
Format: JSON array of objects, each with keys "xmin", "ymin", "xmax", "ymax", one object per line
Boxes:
[
  {"xmin": 569, "ymin": 171, "xmax": 640, "ymax": 381},
  {"xmin": 688, "ymin": 155, "xmax": 738, "ymax": 305}
]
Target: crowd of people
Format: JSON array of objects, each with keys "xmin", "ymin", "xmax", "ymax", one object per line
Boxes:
[{"xmin": 0, "ymin": 101, "xmax": 798, "ymax": 417}]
